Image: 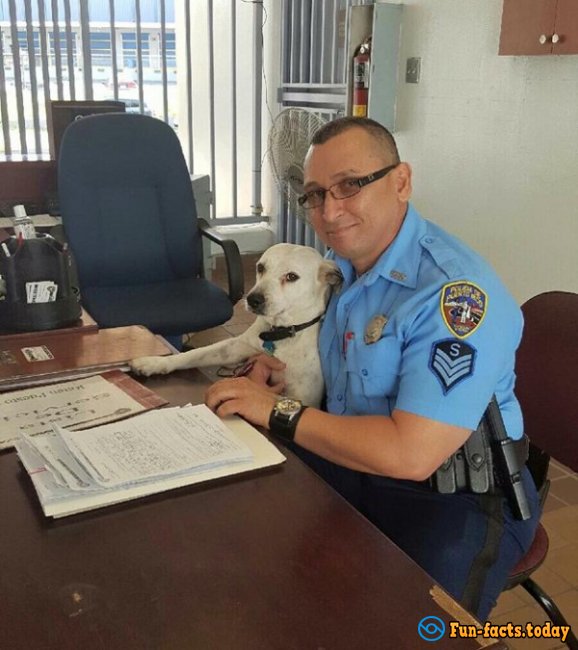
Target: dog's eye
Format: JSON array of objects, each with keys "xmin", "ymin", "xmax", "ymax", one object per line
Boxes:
[
  {"xmin": 285, "ymin": 272, "xmax": 299, "ymax": 283},
  {"xmin": 256, "ymin": 263, "xmax": 265, "ymax": 274}
]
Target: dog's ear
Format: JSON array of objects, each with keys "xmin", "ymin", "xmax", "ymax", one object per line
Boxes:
[{"xmin": 318, "ymin": 260, "xmax": 343, "ymax": 293}]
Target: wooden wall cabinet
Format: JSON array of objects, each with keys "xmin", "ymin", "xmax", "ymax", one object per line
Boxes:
[{"xmin": 499, "ymin": 0, "xmax": 578, "ymax": 55}]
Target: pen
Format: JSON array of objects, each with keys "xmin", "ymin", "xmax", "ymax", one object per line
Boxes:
[{"xmin": 1, "ymin": 242, "xmax": 10, "ymax": 257}]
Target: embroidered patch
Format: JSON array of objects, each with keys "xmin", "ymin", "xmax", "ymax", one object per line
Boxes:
[
  {"xmin": 440, "ymin": 281, "xmax": 487, "ymax": 338},
  {"xmin": 429, "ymin": 339, "xmax": 476, "ymax": 394},
  {"xmin": 364, "ymin": 314, "xmax": 388, "ymax": 344}
]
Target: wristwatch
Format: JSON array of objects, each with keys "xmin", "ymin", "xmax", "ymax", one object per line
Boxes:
[{"xmin": 268, "ymin": 397, "xmax": 307, "ymax": 442}]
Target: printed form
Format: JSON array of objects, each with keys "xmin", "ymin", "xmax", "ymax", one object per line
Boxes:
[{"xmin": 29, "ymin": 405, "xmax": 254, "ymax": 490}]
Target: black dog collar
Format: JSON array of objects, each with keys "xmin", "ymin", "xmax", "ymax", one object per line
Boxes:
[{"xmin": 259, "ymin": 314, "xmax": 324, "ymax": 343}]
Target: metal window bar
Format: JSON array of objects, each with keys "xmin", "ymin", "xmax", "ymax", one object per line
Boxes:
[
  {"xmin": 79, "ymin": 1, "xmax": 93, "ymax": 98},
  {"xmin": 51, "ymin": 0, "xmax": 63, "ymax": 98},
  {"xmin": 24, "ymin": 0, "xmax": 41, "ymax": 153},
  {"xmin": 160, "ymin": 0, "xmax": 167, "ymax": 121},
  {"xmin": 184, "ymin": 0, "xmax": 193, "ymax": 173},
  {"xmin": 230, "ymin": 0, "xmax": 238, "ymax": 221},
  {"xmin": 299, "ymin": 0, "xmax": 309, "ymax": 83},
  {"xmin": 8, "ymin": 0, "xmax": 26, "ymax": 155},
  {"xmin": 0, "ymin": 30, "xmax": 10, "ymax": 155},
  {"xmin": 252, "ymin": 0, "xmax": 264, "ymax": 220},
  {"xmin": 63, "ymin": 0, "xmax": 76, "ymax": 100},
  {"xmin": 135, "ymin": 0, "xmax": 144, "ymax": 111},
  {"xmin": 109, "ymin": 0, "xmax": 119, "ymax": 100},
  {"xmin": 207, "ymin": 0, "xmax": 216, "ymax": 219},
  {"xmin": 38, "ymin": 0, "xmax": 52, "ymax": 137}
]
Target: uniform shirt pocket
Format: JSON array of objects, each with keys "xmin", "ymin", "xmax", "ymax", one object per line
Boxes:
[{"xmin": 345, "ymin": 335, "xmax": 402, "ymax": 414}]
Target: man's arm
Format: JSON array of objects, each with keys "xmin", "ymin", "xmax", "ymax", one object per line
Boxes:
[
  {"xmin": 294, "ymin": 407, "xmax": 471, "ymax": 480},
  {"xmin": 205, "ymin": 377, "xmax": 471, "ymax": 481}
]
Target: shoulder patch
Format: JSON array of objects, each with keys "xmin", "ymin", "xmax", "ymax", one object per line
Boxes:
[
  {"xmin": 429, "ymin": 339, "xmax": 476, "ymax": 394},
  {"xmin": 440, "ymin": 281, "xmax": 487, "ymax": 338}
]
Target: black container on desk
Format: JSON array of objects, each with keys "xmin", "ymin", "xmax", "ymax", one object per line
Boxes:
[{"xmin": 0, "ymin": 234, "xmax": 82, "ymax": 331}]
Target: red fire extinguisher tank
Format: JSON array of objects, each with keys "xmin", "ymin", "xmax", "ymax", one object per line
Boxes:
[{"xmin": 352, "ymin": 36, "xmax": 371, "ymax": 117}]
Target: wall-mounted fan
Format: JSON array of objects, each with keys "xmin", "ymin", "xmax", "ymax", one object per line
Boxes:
[{"xmin": 268, "ymin": 108, "xmax": 327, "ymax": 222}]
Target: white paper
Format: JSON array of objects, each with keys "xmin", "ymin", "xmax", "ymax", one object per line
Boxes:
[
  {"xmin": 20, "ymin": 345, "xmax": 54, "ymax": 362},
  {"xmin": 25, "ymin": 281, "xmax": 58, "ymax": 303},
  {"xmin": 23, "ymin": 429, "xmax": 96, "ymax": 491},
  {"xmin": 0, "ymin": 374, "xmax": 152, "ymax": 450},
  {"xmin": 56, "ymin": 404, "xmax": 253, "ymax": 488},
  {"xmin": 16, "ymin": 412, "xmax": 285, "ymax": 519}
]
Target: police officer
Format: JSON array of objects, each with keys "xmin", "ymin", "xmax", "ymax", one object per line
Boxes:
[{"xmin": 205, "ymin": 117, "xmax": 540, "ymax": 620}]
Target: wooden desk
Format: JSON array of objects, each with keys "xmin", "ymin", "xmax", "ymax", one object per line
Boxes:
[
  {"xmin": 0, "ymin": 370, "xmax": 507, "ymax": 650},
  {"xmin": 0, "ymin": 308, "xmax": 97, "ymax": 339}
]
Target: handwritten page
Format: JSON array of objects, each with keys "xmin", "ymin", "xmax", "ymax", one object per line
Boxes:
[
  {"xmin": 51, "ymin": 405, "xmax": 253, "ymax": 488},
  {"xmin": 16, "ymin": 408, "xmax": 285, "ymax": 518}
]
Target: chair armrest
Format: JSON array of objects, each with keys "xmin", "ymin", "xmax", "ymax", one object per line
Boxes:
[{"xmin": 198, "ymin": 218, "xmax": 244, "ymax": 304}]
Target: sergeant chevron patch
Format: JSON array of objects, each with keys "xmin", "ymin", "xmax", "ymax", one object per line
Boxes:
[{"xmin": 429, "ymin": 339, "xmax": 476, "ymax": 393}]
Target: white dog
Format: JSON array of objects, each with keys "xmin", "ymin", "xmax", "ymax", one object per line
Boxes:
[{"xmin": 130, "ymin": 243, "xmax": 341, "ymax": 407}]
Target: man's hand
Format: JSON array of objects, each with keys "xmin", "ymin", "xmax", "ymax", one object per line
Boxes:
[
  {"xmin": 246, "ymin": 353, "xmax": 286, "ymax": 393},
  {"xmin": 205, "ymin": 376, "xmax": 279, "ymax": 428}
]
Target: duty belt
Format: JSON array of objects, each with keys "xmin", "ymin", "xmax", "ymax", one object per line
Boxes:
[{"xmin": 429, "ymin": 396, "xmax": 532, "ymax": 520}]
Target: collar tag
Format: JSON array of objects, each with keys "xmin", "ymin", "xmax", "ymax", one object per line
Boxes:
[{"xmin": 262, "ymin": 340, "xmax": 276, "ymax": 355}]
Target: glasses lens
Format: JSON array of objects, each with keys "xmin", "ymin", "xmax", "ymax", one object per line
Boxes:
[
  {"xmin": 332, "ymin": 179, "xmax": 361, "ymax": 200},
  {"xmin": 300, "ymin": 190, "xmax": 324, "ymax": 209}
]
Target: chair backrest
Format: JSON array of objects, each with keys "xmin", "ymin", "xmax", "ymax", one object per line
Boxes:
[
  {"xmin": 515, "ymin": 291, "xmax": 578, "ymax": 473},
  {"xmin": 58, "ymin": 113, "xmax": 202, "ymax": 288}
]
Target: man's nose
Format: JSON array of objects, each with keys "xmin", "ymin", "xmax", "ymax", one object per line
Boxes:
[{"xmin": 320, "ymin": 191, "xmax": 343, "ymax": 222}]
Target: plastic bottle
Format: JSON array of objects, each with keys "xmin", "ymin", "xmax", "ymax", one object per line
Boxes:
[{"xmin": 12, "ymin": 205, "xmax": 36, "ymax": 239}]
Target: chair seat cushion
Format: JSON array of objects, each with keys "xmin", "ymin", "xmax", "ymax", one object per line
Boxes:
[
  {"xmin": 507, "ymin": 523, "xmax": 549, "ymax": 584},
  {"xmin": 81, "ymin": 278, "xmax": 234, "ymax": 336}
]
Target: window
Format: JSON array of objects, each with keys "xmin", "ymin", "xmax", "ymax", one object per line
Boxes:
[
  {"xmin": 122, "ymin": 32, "xmax": 150, "ymax": 69},
  {"xmin": 16, "ymin": 30, "xmax": 40, "ymax": 55},
  {"xmin": 164, "ymin": 32, "xmax": 176, "ymax": 68},
  {"xmin": 90, "ymin": 32, "xmax": 111, "ymax": 67}
]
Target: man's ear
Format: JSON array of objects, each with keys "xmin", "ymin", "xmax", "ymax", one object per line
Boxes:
[
  {"xmin": 395, "ymin": 162, "xmax": 412, "ymax": 202},
  {"xmin": 318, "ymin": 260, "xmax": 343, "ymax": 293}
]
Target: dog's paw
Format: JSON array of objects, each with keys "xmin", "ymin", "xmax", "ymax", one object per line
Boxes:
[{"xmin": 130, "ymin": 356, "xmax": 173, "ymax": 376}]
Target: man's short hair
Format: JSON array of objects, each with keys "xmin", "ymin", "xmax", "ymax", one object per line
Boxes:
[{"xmin": 311, "ymin": 116, "xmax": 400, "ymax": 164}]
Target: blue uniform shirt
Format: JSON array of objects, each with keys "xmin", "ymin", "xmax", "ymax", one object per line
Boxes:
[{"xmin": 320, "ymin": 204, "xmax": 524, "ymax": 438}]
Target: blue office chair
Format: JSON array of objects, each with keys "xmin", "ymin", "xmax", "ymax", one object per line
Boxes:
[{"xmin": 58, "ymin": 113, "xmax": 243, "ymax": 347}]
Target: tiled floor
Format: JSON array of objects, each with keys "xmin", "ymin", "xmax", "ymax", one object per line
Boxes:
[{"xmin": 188, "ymin": 254, "xmax": 578, "ymax": 649}]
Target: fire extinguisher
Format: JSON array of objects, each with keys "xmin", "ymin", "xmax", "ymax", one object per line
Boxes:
[{"xmin": 352, "ymin": 36, "xmax": 371, "ymax": 117}]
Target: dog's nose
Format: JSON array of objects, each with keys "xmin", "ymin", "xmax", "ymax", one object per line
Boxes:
[{"xmin": 247, "ymin": 292, "xmax": 265, "ymax": 313}]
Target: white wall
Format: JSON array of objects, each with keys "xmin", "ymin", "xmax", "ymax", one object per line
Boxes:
[{"xmin": 393, "ymin": 0, "xmax": 578, "ymax": 303}]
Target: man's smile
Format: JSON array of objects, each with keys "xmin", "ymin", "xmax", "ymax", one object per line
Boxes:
[{"xmin": 325, "ymin": 223, "xmax": 358, "ymax": 236}]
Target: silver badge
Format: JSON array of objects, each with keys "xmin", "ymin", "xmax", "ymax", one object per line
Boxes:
[{"xmin": 364, "ymin": 314, "xmax": 388, "ymax": 344}]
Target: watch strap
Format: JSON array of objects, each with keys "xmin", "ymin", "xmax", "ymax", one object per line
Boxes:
[{"xmin": 268, "ymin": 404, "xmax": 308, "ymax": 442}]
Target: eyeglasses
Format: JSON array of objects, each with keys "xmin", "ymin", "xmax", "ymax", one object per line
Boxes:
[{"xmin": 298, "ymin": 164, "xmax": 399, "ymax": 210}]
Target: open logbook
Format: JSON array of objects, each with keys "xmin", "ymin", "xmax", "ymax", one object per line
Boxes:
[{"xmin": 16, "ymin": 404, "xmax": 286, "ymax": 518}]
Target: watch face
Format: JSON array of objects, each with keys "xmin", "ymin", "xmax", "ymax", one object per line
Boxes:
[{"xmin": 276, "ymin": 398, "xmax": 302, "ymax": 416}]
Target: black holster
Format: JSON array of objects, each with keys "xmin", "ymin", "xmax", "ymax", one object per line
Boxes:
[{"xmin": 430, "ymin": 398, "xmax": 531, "ymax": 520}]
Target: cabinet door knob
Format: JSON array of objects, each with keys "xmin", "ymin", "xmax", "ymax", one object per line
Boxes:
[
  {"xmin": 539, "ymin": 34, "xmax": 549, "ymax": 45},
  {"xmin": 552, "ymin": 33, "xmax": 560, "ymax": 44}
]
